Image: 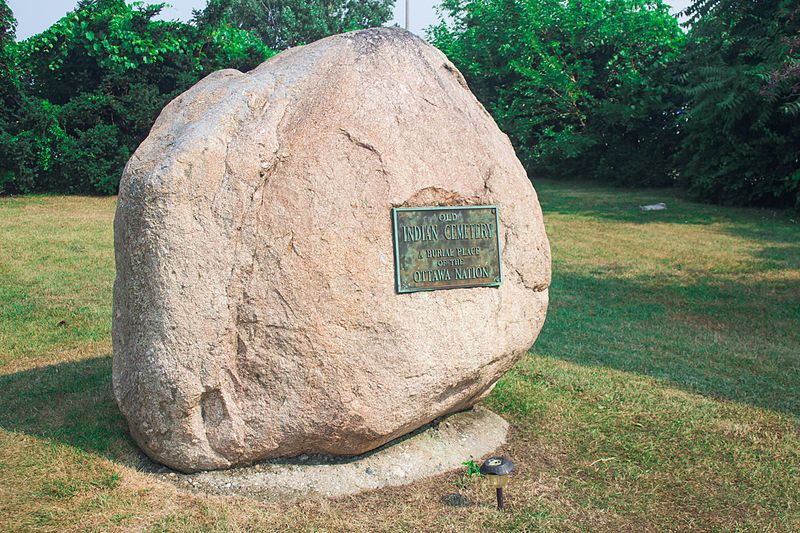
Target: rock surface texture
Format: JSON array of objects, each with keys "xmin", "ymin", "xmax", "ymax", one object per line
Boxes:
[{"xmin": 113, "ymin": 27, "xmax": 551, "ymax": 473}]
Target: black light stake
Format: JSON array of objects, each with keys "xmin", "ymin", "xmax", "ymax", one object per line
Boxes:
[{"xmin": 480, "ymin": 456, "xmax": 515, "ymax": 510}]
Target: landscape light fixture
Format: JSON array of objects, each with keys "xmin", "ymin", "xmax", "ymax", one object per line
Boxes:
[{"xmin": 480, "ymin": 456, "xmax": 514, "ymax": 510}]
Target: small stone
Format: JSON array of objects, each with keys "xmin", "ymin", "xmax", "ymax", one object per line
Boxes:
[
  {"xmin": 365, "ymin": 467, "xmax": 376, "ymax": 476},
  {"xmin": 298, "ymin": 454, "xmax": 309, "ymax": 462}
]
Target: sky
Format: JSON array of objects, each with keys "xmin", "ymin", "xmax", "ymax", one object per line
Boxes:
[{"xmin": 9, "ymin": 0, "xmax": 694, "ymax": 41}]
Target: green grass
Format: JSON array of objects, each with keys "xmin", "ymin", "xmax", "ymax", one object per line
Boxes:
[
  {"xmin": 0, "ymin": 196, "xmax": 114, "ymax": 369},
  {"xmin": 0, "ymin": 182, "xmax": 798, "ymax": 531}
]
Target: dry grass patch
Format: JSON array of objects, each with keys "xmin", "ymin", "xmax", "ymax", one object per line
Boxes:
[{"xmin": 1, "ymin": 183, "xmax": 799, "ymax": 531}]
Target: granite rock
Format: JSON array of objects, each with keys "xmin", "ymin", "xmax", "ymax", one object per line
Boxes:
[{"xmin": 112, "ymin": 27, "xmax": 550, "ymax": 472}]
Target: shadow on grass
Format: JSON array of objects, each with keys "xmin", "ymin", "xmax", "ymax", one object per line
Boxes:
[
  {"xmin": 537, "ymin": 180, "xmax": 799, "ymax": 241},
  {"xmin": 0, "ymin": 269, "xmax": 797, "ymax": 466},
  {"xmin": 0, "ymin": 356, "xmax": 153, "ymax": 468},
  {"xmin": 0, "ymin": 356, "xmax": 505, "ymax": 473},
  {"xmin": 535, "ymin": 269, "xmax": 800, "ymax": 418}
]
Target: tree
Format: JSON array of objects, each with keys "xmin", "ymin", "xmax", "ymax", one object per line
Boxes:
[
  {"xmin": 191, "ymin": 0, "xmax": 274, "ymax": 73},
  {"xmin": 0, "ymin": 0, "xmax": 16, "ymax": 109},
  {"xmin": 676, "ymin": 0, "xmax": 800, "ymax": 207},
  {"xmin": 430, "ymin": 0, "xmax": 684, "ymax": 186},
  {"xmin": 3, "ymin": 0, "xmax": 396, "ymax": 196},
  {"xmin": 5, "ymin": 0, "xmax": 273, "ymax": 195},
  {"xmin": 0, "ymin": 0, "xmax": 19, "ymax": 185},
  {"xmin": 0, "ymin": 0, "xmax": 24, "ymax": 192},
  {"xmin": 221, "ymin": 0, "xmax": 395, "ymax": 50}
]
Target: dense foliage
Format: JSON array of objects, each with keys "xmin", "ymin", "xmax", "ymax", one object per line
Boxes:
[
  {"xmin": 0, "ymin": 0, "xmax": 397, "ymax": 195},
  {"xmin": 430, "ymin": 0, "xmax": 685, "ymax": 186},
  {"xmin": 431, "ymin": 0, "xmax": 800, "ymax": 208},
  {"xmin": 0, "ymin": 0, "xmax": 17, "ymax": 113},
  {"xmin": 676, "ymin": 0, "xmax": 800, "ymax": 207},
  {"xmin": 1, "ymin": 0, "xmax": 798, "ymax": 208},
  {"xmin": 0, "ymin": 0, "xmax": 23, "ymax": 191},
  {"xmin": 0, "ymin": 0, "xmax": 275, "ymax": 194},
  {"xmin": 217, "ymin": 0, "xmax": 394, "ymax": 50}
]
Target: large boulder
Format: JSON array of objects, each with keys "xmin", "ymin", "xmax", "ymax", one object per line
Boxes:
[{"xmin": 113, "ymin": 27, "xmax": 550, "ymax": 473}]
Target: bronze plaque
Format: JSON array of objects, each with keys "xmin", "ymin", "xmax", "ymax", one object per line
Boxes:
[{"xmin": 392, "ymin": 206, "xmax": 502, "ymax": 293}]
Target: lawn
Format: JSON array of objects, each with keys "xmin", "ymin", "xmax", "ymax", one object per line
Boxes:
[{"xmin": 0, "ymin": 181, "xmax": 798, "ymax": 532}]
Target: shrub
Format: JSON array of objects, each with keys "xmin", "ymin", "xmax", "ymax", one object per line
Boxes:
[
  {"xmin": 430, "ymin": 0, "xmax": 685, "ymax": 186},
  {"xmin": 3, "ymin": 0, "xmax": 274, "ymax": 195},
  {"xmin": 676, "ymin": 0, "xmax": 800, "ymax": 208}
]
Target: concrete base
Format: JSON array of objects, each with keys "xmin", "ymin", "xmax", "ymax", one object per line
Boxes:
[{"xmin": 158, "ymin": 407, "xmax": 508, "ymax": 499}]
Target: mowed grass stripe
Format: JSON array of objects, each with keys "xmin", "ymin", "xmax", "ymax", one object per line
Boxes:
[
  {"xmin": 0, "ymin": 182, "xmax": 797, "ymax": 531},
  {"xmin": 0, "ymin": 196, "xmax": 115, "ymax": 369}
]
